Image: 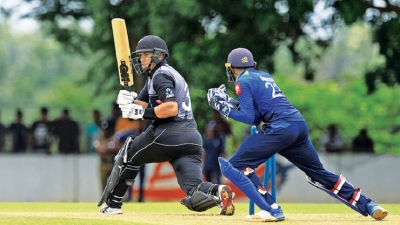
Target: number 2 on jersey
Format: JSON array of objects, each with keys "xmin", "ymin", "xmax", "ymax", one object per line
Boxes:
[{"xmin": 260, "ymin": 77, "xmax": 284, "ymax": 98}]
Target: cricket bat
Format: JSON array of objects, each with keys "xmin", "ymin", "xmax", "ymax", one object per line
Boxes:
[{"xmin": 111, "ymin": 18, "xmax": 134, "ymax": 91}]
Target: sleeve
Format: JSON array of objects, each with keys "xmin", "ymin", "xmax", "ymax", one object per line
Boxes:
[
  {"xmin": 136, "ymin": 80, "xmax": 149, "ymax": 102},
  {"xmin": 228, "ymin": 80, "xmax": 256, "ymax": 124},
  {"xmin": 152, "ymin": 73, "xmax": 176, "ymax": 103}
]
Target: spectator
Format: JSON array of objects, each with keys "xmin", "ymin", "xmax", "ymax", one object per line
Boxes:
[
  {"xmin": 211, "ymin": 110, "xmax": 238, "ymax": 152},
  {"xmin": 94, "ymin": 103, "xmax": 120, "ymax": 191},
  {"xmin": 320, "ymin": 124, "xmax": 344, "ymax": 153},
  {"xmin": 103, "ymin": 102, "xmax": 120, "ymax": 138},
  {"xmin": 0, "ymin": 111, "xmax": 6, "ymax": 152},
  {"xmin": 29, "ymin": 107, "xmax": 52, "ymax": 154},
  {"xmin": 8, "ymin": 109, "xmax": 29, "ymax": 153},
  {"xmin": 352, "ymin": 129, "xmax": 374, "ymax": 154},
  {"xmin": 85, "ymin": 109, "xmax": 102, "ymax": 154},
  {"xmin": 52, "ymin": 108, "xmax": 80, "ymax": 154},
  {"xmin": 94, "ymin": 118, "xmax": 118, "ymax": 191},
  {"xmin": 202, "ymin": 120, "xmax": 225, "ymax": 184}
]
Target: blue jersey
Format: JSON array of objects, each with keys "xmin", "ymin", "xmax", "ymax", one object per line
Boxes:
[{"xmin": 229, "ymin": 68, "xmax": 304, "ymax": 125}]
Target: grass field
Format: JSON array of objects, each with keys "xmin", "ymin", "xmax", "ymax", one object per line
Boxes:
[{"xmin": 0, "ymin": 202, "xmax": 398, "ymax": 225}]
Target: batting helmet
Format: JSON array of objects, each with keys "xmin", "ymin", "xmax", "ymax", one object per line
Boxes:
[
  {"xmin": 134, "ymin": 35, "xmax": 169, "ymax": 57},
  {"xmin": 132, "ymin": 35, "xmax": 169, "ymax": 74}
]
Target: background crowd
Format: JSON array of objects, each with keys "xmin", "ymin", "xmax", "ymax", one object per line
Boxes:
[
  {"xmin": 0, "ymin": 104, "xmax": 149, "ymax": 202},
  {"xmin": 0, "ymin": 106, "xmax": 377, "ymax": 156},
  {"xmin": 0, "ymin": 105, "xmax": 377, "ymax": 196}
]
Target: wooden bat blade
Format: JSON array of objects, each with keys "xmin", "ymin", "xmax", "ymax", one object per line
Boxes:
[{"xmin": 111, "ymin": 18, "xmax": 134, "ymax": 87}]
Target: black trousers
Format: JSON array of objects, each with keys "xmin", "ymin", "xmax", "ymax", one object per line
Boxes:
[{"xmin": 120, "ymin": 124, "xmax": 204, "ymax": 194}]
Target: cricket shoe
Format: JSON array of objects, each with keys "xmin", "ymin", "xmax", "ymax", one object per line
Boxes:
[
  {"xmin": 218, "ymin": 185, "xmax": 235, "ymax": 215},
  {"xmin": 245, "ymin": 210, "xmax": 278, "ymax": 222},
  {"xmin": 100, "ymin": 205, "xmax": 123, "ymax": 214},
  {"xmin": 366, "ymin": 201, "xmax": 388, "ymax": 220},
  {"xmin": 269, "ymin": 206, "xmax": 285, "ymax": 221}
]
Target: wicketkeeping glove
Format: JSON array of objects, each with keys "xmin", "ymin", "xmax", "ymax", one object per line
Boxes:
[
  {"xmin": 207, "ymin": 85, "xmax": 228, "ymax": 102},
  {"xmin": 119, "ymin": 103, "xmax": 144, "ymax": 120},
  {"xmin": 208, "ymin": 98, "xmax": 231, "ymax": 117},
  {"xmin": 116, "ymin": 90, "xmax": 138, "ymax": 105},
  {"xmin": 207, "ymin": 84, "xmax": 240, "ymax": 110}
]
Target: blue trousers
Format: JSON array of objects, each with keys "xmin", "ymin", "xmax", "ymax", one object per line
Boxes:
[{"xmin": 229, "ymin": 121, "xmax": 371, "ymax": 213}]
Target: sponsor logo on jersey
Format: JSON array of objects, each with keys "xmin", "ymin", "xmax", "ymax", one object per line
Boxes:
[
  {"xmin": 165, "ymin": 88, "xmax": 175, "ymax": 99},
  {"xmin": 235, "ymin": 82, "xmax": 242, "ymax": 95}
]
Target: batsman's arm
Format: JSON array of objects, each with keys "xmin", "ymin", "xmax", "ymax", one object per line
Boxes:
[
  {"xmin": 134, "ymin": 99, "xmax": 148, "ymax": 108},
  {"xmin": 150, "ymin": 101, "xmax": 177, "ymax": 118},
  {"xmin": 134, "ymin": 99, "xmax": 177, "ymax": 120}
]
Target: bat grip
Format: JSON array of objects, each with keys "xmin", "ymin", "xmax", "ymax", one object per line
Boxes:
[
  {"xmin": 124, "ymin": 85, "xmax": 131, "ymax": 91},
  {"xmin": 123, "ymin": 85, "xmax": 134, "ymax": 121}
]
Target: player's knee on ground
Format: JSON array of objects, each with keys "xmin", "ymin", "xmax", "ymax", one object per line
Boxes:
[
  {"xmin": 180, "ymin": 191, "xmax": 219, "ymax": 212},
  {"xmin": 180, "ymin": 182, "xmax": 220, "ymax": 212}
]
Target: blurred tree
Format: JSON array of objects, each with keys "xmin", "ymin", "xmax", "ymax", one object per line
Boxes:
[
  {"xmin": 333, "ymin": 0, "xmax": 400, "ymax": 93},
  {"xmin": 3, "ymin": 0, "xmax": 400, "ymax": 129},
  {"xmin": 1, "ymin": 9, "xmax": 399, "ymax": 154},
  {"xmin": 0, "ymin": 21, "xmax": 113, "ymax": 133},
  {"xmin": 5, "ymin": 0, "xmax": 400, "ymax": 93}
]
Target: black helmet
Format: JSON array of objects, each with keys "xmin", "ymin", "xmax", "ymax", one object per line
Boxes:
[
  {"xmin": 131, "ymin": 35, "xmax": 169, "ymax": 74},
  {"xmin": 134, "ymin": 35, "xmax": 169, "ymax": 56}
]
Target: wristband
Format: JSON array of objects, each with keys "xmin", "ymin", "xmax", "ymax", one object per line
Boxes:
[{"xmin": 143, "ymin": 108, "xmax": 159, "ymax": 120}]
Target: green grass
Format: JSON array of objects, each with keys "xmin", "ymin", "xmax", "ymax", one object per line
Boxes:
[{"xmin": 0, "ymin": 202, "xmax": 399, "ymax": 225}]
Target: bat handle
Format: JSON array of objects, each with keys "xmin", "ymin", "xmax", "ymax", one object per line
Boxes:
[
  {"xmin": 123, "ymin": 84, "xmax": 134, "ymax": 121},
  {"xmin": 124, "ymin": 84, "xmax": 131, "ymax": 91}
]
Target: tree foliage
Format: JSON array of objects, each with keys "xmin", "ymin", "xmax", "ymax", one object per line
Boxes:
[
  {"xmin": 0, "ymin": 21, "xmax": 114, "ymax": 133},
  {"xmin": 278, "ymin": 75, "xmax": 400, "ymax": 155},
  {"xmin": 2, "ymin": 0, "xmax": 400, "ymax": 153},
  {"xmin": 9, "ymin": 0, "xmax": 400, "ymax": 93}
]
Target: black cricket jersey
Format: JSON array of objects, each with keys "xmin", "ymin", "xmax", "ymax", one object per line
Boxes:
[{"xmin": 136, "ymin": 61, "xmax": 197, "ymax": 128}]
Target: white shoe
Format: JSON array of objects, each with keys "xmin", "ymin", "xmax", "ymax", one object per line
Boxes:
[
  {"xmin": 100, "ymin": 205, "xmax": 123, "ymax": 214},
  {"xmin": 218, "ymin": 185, "xmax": 235, "ymax": 215},
  {"xmin": 245, "ymin": 210, "xmax": 278, "ymax": 222}
]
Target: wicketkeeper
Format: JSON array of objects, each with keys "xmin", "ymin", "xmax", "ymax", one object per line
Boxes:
[{"xmin": 207, "ymin": 47, "xmax": 388, "ymax": 222}]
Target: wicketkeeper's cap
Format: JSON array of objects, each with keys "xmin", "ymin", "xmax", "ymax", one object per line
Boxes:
[{"xmin": 227, "ymin": 48, "xmax": 254, "ymax": 68}]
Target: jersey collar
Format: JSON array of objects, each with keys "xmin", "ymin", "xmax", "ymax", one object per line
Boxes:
[
  {"xmin": 236, "ymin": 67, "xmax": 253, "ymax": 81},
  {"xmin": 148, "ymin": 60, "xmax": 167, "ymax": 78}
]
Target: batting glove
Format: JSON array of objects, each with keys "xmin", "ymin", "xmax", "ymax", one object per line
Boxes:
[
  {"xmin": 116, "ymin": 90, "xmax": 138, "ymax": 105},
  {"xmin": 119, "ymin": 103, "xmax": 144, "ymax": 120}
]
